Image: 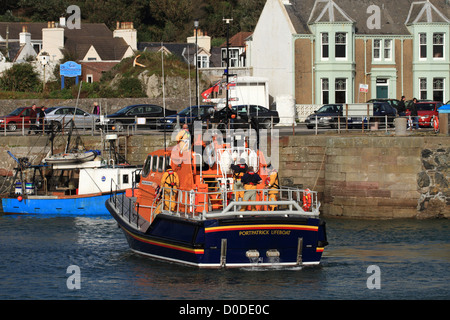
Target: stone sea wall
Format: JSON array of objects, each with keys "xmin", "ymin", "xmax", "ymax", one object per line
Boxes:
[{"xmin": 0, "ymin": 134, "xmax": 448, "ymax": 219}]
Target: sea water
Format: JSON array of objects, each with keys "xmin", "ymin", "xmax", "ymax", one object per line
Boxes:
[{"xmin": 0, "ymin": 215, "xmax": 448, "ymax": 300}]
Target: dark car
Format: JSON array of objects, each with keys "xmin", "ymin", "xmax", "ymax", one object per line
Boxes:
[
  {"xmin": 158, "ymin": 105, "xmax": 215, "ymax": 129},
  {"xmin": 367, "ymin": 98, "xmax": 400, "ymax": 111},
  {"xmin": 406, "ymin": 101, "xmax": 443, "ymax": 127},
  {"xmin": 207, "ymin": 105, "xmax": 279, "ymax": 129},
  {"xmin": 0, "ymin": 107, "xmax": 35, "ymax": 131},
  {"xmin": 98, "ymin": 104, "xmax": 176, "ymax": 131},
  {"xmin": 305, "ymin": 104, "xmax": 343, "ymax": 129},
  {"xmin": 348, "ymin": 102, "xmax": 397, "ymax": 128}
]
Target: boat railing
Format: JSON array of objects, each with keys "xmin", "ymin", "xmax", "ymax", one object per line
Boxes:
[{"xmin": 156, "ymin": 186, "xmax": 320, "ymax": 221}]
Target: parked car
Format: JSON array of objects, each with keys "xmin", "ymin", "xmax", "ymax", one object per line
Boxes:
[
  {"xmin": 158, "ymin": 105, "xmax": 215, "ymax": 129},
  {"xmin": 406, "ymin": 101, "xmax": 443, "ymax": 127},
  {"xmin": 44, "ymin": 106, "xmax": 99, "ymax": 131},
  {"xmin": 207, "ymin": 105, "xmax": 279, "ymax": 129},
  {"xmin": 98, "ymin": 104, "xmax": 176, "ymax": 131},
  {"xmin": 0, "ymin": 107, "xmax": 35, "ymax": 131},
  {"xmin": 367, "ymin": 98, "xmax": 400, "ymax": 112},
  {"xmin": 305, "ymin": 104, "xmax": 343, "ymax": 129},
  {"xmin": 348, "ymin": 102, "xmax": 397, "ymax": 128}
]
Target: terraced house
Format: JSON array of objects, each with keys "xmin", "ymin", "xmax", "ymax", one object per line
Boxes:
[{"xmin": 249, "ymin": 0, "xmax": 450, "ymax": 105}]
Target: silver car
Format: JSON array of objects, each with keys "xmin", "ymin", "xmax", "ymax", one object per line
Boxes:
[{"xmin": 44, "ymin": 106, "xmax": 99, "ymax": 131}]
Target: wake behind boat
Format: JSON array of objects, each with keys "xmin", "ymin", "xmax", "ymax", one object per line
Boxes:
[{"xmin": 106, "ymin": 127, "xmax": 328, "ymax": 268}]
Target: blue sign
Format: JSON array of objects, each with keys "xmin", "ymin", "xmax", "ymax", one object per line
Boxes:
[{"xmin": 60, "ymin": 61, "xmax": 81, "ymax": 77}]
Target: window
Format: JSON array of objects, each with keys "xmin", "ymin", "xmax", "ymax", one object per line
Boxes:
[
  {"xmin": 142, "ymin": 155, "xmax": 152, "ymax": 177},
  {"xmin": 221, "ymin": 48, "xmax": 240, "ymax": 67},
  {"xmin": 373, "ymin": 39, "xmax": 381, "ymax": 60},
  {"xmin": 122, "ymin": 174, "xmax": 129, "ymax": 184},
  {"xmin": 321, "ymin": 33, "xmax": 329, "ymax": 59},
  {"xmin": 321, "ymin": 78, "xmax": 329, "ymax": 104},
  {"xmin": 384, "ymin": 39, "xmax": 392, "ymax": 60},
  {"xmin": 433, "ymin": 33, "xmax": 444, "ymax": 58},
  {"xmin": 373, "ymin": 39, "xmax": 392, "ymax": 61},
  {"xmin": 419, "ymin": 33, "xmax": 427, "ymax": 59},
  {"xmin": 419, "ymin": 78, "xmax": 427, "ymax": 100},
  {"xmin": 86, "ymin": 74, "xmax": 93, "ymax": 83},
  {"xmin": 335, "ymin": 78, "xmax": 346, "ymax": 103},
  {"xmin": 433, "ymin": 78, "xmax": 444, "ymax": 102},
  {"xmin": 335, "ymin": 32, "xmax": 347, "ymax": 59},
  {"xmin": 197, "ymin": 55, "xmax": 209, "ymax": 68},
  {"xmin": 151, "ymin": 155, "xmax": 158, "ymax": 172}
]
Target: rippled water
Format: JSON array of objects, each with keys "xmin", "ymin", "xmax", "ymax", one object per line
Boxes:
[{"xmin": 0, "ymin": 215, "xmax": 449, "ymax": 300}]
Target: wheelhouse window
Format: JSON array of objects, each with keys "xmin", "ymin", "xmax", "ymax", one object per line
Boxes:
[
  {"xmin": 433, "ymin": 33, "xmax": 444, "ymax": 58},
  {"xmin": 335, "ymin": 78, "xmax": 347, "ymax": 103},
  {"xmin": 419, "ymin": 78, "xmax": 427, "ymax": 100},
  {"xmin": 335, "ymin": 32, "xmax": 347, "ymax": 59},
  {"xmin": 419, "ymin": 33, "xmax": 427, "ymax": 59},
  {"xmin": 433, "ymin": 78, "xmax": 444, "ymax": 102},
  {"xmin": 321, "ymin": 32, "xmax": 329, "ymax": 59}
]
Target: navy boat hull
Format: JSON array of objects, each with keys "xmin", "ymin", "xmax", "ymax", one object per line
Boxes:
[{"xmin": 107, "ymin": 198, "xmax": 327, "ymax": 268}]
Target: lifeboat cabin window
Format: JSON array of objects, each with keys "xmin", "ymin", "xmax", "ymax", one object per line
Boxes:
[
  {"xmin": 152, "ymin": 155, "xmax": 158, "ymax": 172},
  {"xmin": 158, "ymin": 156, "xmax": 165, "ymax": 172},
  {"xmin": 142, "ymin": 155, "xmax": 152, "ymax": 177},
  {"xmin": 122, "ymin": 174, "xmax": 129, "ymax": 184}
]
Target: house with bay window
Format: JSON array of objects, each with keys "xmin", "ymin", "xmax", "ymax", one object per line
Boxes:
[{"xmin": 249, "ymin": 0, "xmax": 450, "ymax": 106}]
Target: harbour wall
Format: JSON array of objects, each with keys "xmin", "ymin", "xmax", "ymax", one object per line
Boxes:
[{"xmin": 0, "ymin": 134, "xmax": 448, "ymax": 219}]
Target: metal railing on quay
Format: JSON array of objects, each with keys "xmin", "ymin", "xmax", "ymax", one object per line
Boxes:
[{"xmin": 0, "ymin": 114, "xmax": 437, "ymax": 136}]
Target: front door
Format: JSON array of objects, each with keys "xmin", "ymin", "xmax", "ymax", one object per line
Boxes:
[{"xmin": 376, "ymin": 79, "xmax": 389, "ymax": 98}]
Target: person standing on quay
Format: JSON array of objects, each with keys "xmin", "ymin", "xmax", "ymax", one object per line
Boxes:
[{"xmin": 27, "ymin": 104, "xmax": 37, "ymax": 135}]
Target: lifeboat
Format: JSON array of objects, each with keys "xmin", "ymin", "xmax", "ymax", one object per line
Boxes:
[{"xmin": 106, "ymin": 132, "xmax": 328, "ymax": 268}]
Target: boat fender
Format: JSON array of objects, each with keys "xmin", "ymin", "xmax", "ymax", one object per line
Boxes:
[{"xmin": 17, "ymin": 196, "xmax": 23, "ymax": 202}]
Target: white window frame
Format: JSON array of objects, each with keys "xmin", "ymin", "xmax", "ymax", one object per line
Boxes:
[
  {"xmin": 197, "ymin": 54, "xmax": 209, "ymax": 68},
  {"xmin": 373, "ymin": 39, "xmax": 381, "ymax": 60},
  {"xmin": 335, "ymin": 78, "xmax": 347, "ymax": 103},
  {"xmin": 335, "ymin": 32, "xmax": 347, "ymax": 60},
  {"xmin": 383, "ymin": 39, "xmax": 392, "ymax": 60},
  {"xmin": 419, "ymin": 33, "xmax": 427, "ymax": 60},
  {"xmin": 86, "ymin": 74, "xmax": 93, "ymax": 83},
  {"xmin": 321, "ymin": 78, "xmax": 329, "ymax": 104},
  {"xmin": 432, "ymin": 33, "xmax": 444, "ymax": 59},
  {"xmin": 432, "ymin": 78, "xmax": 445, "ymax": 102},
  {"xmin": 321, "ymin": 32, "xmax": 329, "ymax": 60},
  {"xmin": 373, "ymin": 39, "xmax": 392, "ymax": 62},
  {"xmin": 419, "ymin": 78, "xmax": 427, "ymax": 100}
]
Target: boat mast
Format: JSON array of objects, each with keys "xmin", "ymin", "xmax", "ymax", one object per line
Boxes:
[{"xmin": 223, "ymin": 18, "xmax": 232, "ymax": 126}]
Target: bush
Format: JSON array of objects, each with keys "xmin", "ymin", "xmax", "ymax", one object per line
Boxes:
[{"xmin": 0, "ymin": 63, "xmax": 41, "ymax": 92}]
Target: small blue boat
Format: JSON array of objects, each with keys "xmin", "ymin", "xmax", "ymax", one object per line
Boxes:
[{"xmin": 1, "ymin": 133, "xmax": 140, "ymax": 216}]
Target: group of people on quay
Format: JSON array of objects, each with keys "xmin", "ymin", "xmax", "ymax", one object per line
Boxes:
[{"xmin": 25, "ymin": 102, "xmax": 100, "ymax": 135}]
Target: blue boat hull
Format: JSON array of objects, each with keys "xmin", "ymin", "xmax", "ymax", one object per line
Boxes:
[
  {"xmin": 1, "ymin": 192, "xmax": 123, "ymax": 216},
  {"xmin": 108, "ymin": 199, "xmax": 327, "ymax": 268}
]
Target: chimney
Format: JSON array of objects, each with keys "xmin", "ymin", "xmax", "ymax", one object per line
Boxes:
[
  {"xmin": 19, "ymin": 25, "xmax": 31, "ymax": 45},
  {"xmin": 59, "ymin": 17, "xmax": 66, "ymax": 28},
  {"xmin": 41, "ymin": 21, "xmax": 65, "ymax": 61},
  {"xmin": 113, "ymin": 22, "xmax": 137, "ymax": 51}
]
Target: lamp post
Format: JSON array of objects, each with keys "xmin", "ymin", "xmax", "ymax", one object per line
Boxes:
[{"xmin": 194, "ymin": 19, "xmax": 199, "ymax": 107}]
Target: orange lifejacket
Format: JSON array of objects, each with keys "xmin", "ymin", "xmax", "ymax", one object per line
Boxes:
[{"xmin": 303, "ymin": 188, "xmax": 311, "ymax": 211}]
